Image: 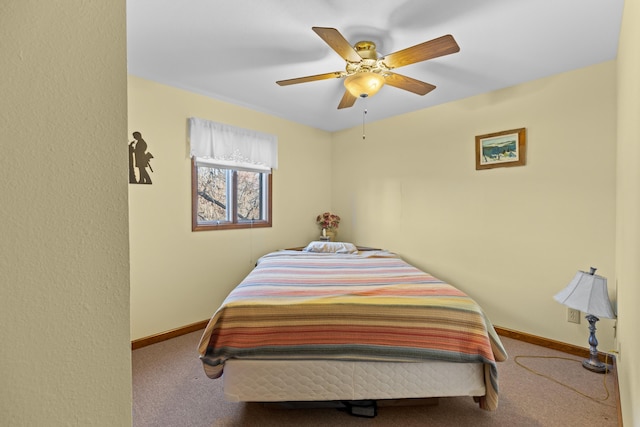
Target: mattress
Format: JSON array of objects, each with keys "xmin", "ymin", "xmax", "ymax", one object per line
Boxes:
[{"xmin": 223, "ymin": 359, "xmax": 485, "ymax": 402}]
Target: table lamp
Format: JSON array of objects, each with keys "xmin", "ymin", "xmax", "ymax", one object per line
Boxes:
[{"xmin": 553, "ymin": 267, "xmax": 616, "ymax": 373}]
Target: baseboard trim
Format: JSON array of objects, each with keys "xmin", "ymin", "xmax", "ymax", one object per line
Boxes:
[
  {"xmin": 132, "ymin": 321, "xmax": 604, "ymax": 359},
  {"xmin": 131, "ymin": 319, "xmax": 209, "ymax": 350},
  {"xmin": 494, "ymin": 326, "xmax": 614, "ymax": 361}
]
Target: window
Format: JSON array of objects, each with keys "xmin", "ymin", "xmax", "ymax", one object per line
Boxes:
[
  {"xmin": 192, "ymin": 158, "xmax": 272, "ymax": 231},
  {"xmin": 188, "ymin": 117, "xmax": 277, "ymax": 231}
]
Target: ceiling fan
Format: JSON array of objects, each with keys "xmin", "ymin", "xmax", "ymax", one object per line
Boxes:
[{"xmin": 276, "ymin": 27, "xmax": 460, "ymax": 109}]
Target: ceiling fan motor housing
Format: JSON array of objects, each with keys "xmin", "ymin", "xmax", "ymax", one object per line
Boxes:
[{"xmin": 354, "ymin": 41, "xmax": 378, "ymax": 60}]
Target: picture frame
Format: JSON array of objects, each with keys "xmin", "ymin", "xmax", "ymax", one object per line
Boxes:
[{"xmin": 475, "ymin": 128, "xmax": 526, "ymax": 170}]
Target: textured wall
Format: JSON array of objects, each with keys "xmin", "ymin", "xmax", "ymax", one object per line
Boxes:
[
  {"xmin": 616, "ymin": 2, "xmax": 640, "ymax": 425},
  {"xmin": 0, "ymin": 2, "xmax": 131, "ymax": 425}
]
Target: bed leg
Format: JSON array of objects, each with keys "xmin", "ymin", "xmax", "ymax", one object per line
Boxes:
[{"xmin": 473, "ymin": 396, "xmax": 487, "ymax": 409}]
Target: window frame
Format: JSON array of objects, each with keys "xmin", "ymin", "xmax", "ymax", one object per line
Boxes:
[{"xmin": 191, "ymin": 157, "xmax": 272, "ymax": 231}]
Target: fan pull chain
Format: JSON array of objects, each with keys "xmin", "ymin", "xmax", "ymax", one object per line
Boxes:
[{"xmin": 362, "ymin": 109, "xmax": 367, "ymax": 140}]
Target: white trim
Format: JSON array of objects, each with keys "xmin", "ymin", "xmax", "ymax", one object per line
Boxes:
[{"xmin": 194, "ymin": 157, "xmax": 271, "ymax": 174}]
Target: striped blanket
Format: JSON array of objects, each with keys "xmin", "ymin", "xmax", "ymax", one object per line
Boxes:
[{"xmin": 198, "ymin": 250, "xmax": 507, "ymax": 410}]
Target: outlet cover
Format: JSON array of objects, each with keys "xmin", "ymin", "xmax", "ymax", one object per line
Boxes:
[{"xmin": 567, "ymin": 308, "xmax": 581, "ymax": 324}]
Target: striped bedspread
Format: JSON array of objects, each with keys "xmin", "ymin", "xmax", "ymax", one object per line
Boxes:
[{"xmin": 198, "ymin": 250, "xmax": 507, "ymax": 410}]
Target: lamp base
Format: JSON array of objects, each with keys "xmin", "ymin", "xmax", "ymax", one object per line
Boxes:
[
  {"xmin": 580, "ymin": 313, "xmax": 612, "ymax": 374},
  {"xmin": 582, "ymin": 358, "xmax": 611, "ymax": 374}
]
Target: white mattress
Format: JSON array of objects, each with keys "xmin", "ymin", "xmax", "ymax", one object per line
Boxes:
[{"xmin": 223, "ymin": 359, "xmax": 485, "ymax": 402}]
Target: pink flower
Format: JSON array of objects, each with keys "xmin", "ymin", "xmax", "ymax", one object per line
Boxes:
[{"xmin": 316, "ymin": 212, "xmax": 341, "ymax": 230}]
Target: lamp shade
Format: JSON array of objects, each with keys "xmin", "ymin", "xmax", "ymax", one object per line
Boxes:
[
  {"xmin": 553, "ymin": 269, "xmax": 616, "ymax": 319},
  {"xmin": 344, "ymin": 72, "xmax": 385, "ymax": 98}
]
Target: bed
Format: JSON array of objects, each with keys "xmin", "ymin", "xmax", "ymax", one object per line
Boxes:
[{"xmin": 197, "ymin": 242, "xmax": 507, "ymax": 411}]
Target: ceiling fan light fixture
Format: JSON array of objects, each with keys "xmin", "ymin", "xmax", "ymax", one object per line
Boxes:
[{"xmin": 344, "ymin": 72, "xmax": 385, "ymax": 98}]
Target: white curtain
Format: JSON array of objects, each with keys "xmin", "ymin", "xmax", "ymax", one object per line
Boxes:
[{"xmin": 189, "ymin": 117, "xmax": 278, "ymax": 172}]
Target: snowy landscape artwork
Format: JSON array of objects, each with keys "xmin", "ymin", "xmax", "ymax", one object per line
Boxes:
[{"xmin": 475, "ymin": 128, "xmax": 526, "ymax": 170}]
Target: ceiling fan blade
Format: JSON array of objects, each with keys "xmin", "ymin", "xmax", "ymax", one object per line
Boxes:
[
  {"xmin": 312, "ymin": 27, "xmax": 363, "ymax": 63},
  {"xmin": 382, "ymin": 34, "xmax": 460, "ymax": 69},
  {"xmin": 384, "ymin": 72, "xmax": 436, "ymax": 96},
  {"xmin": 337, "ymin": 90, "xmax": 357, "ymax": 109},
  {"xmin": 276, "ymin": 71, "xmax": 343, "ymax": 86}
]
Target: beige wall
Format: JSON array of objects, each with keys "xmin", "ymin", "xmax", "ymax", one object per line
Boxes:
[
  {"xmin": 128, "ymin": 76, "xmax": 332, "ymax": 339},
  {"xmin": 332, "ymin": 61, "xmax": 618, "ymax": 352},
  {"xmin": 616, "ymin": 1, "xmax": 640, "ymax": 424},
  {"xmin": 1, "ymin": 2, "xmax": 131, "ymax": 426}
]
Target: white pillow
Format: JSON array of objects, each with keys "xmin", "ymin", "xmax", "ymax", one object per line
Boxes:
[{"xmin": 302, "ymin": 241, "xmax": 358, "ymax": 254}]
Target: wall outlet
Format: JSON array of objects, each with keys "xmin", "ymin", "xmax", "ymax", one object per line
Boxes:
[{"xmin": 567, "ymin": 308, "xmax": 581, "ymax": 324}]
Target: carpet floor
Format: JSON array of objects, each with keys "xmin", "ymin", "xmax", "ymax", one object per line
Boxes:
[{"xmin": 132, "ymin": 331, "xmax": 618, "ymax": 426}]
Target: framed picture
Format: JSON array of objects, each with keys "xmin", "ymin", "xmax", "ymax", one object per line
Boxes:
[{"xmin": 475, "ymin": 128, "xmax": 526, "ymax": 170}]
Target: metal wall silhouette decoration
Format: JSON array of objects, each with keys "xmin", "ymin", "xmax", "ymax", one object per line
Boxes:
[{"xmin": 128, "ymin": 131, "xmax": 154, "ymax": 184}]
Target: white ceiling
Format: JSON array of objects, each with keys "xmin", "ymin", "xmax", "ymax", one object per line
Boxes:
[{"xmin": 127, "ymin": 0, "xmax": 624, "ymax": 132}]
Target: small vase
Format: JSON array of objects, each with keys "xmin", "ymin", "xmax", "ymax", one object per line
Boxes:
[{"xmin": 325, "ymin": 230, "xmax": 336, "ymax": 241}]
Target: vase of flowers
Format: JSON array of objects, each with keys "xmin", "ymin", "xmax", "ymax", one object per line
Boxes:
[{"xmin": 316, "ymin": 212, "xmax": 340, "ymax": 241}]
